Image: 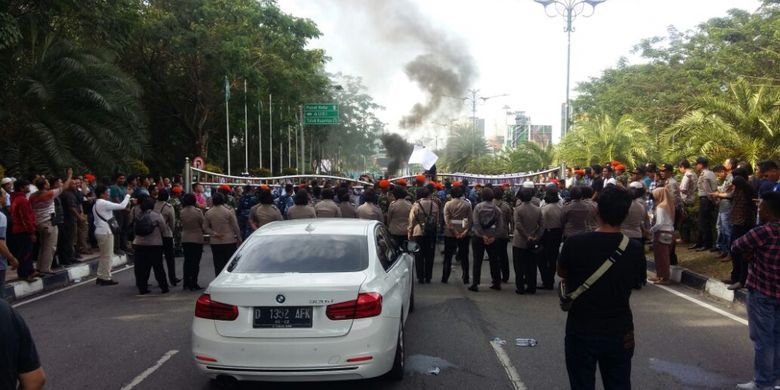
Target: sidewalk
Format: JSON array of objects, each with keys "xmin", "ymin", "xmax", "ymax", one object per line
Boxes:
[
  {"xmin": 3, "ymin": 253, "xmax": 130, "ymax": 303},
  {"xmin": 647, "ymin": 257, "xmax": 747, "ymax": 306}
]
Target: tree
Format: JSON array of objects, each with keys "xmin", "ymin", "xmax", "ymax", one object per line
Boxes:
[
  {"xmin": 0, "ymin": 0, "xmax": 147, "ymax": 175},
  {"xmin": 557, "ymin": 115, "xmax": 653, "ymax": 168},
  {"xmin": 440, "ymin": 124, "xmax": 490, "ymax": 173},
  {"xmin": 662, "ymin": 79, "xmax": 780, "ymax": 165},
  {"xmin": 505, "ymin": 142, "xmax": 556, "ymax": 173}
]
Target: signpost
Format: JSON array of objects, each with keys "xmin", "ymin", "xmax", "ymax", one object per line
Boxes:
[{"xmin": 304, "ymin": 103, "xmax": 339, "ymax": 125}]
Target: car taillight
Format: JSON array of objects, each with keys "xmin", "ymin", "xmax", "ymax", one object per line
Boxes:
[
  {"xmin": 326, "ymin": 292, "xmax": 383, "ymax": 320},
  {"xmin": 195, "ymin": 294, "xmax": 238, "ymax": 321}
]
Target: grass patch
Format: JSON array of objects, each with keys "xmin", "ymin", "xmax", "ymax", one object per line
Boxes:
[{"xmin": 656, "ymin": 245, "xmax": 732, "ymax": 281}]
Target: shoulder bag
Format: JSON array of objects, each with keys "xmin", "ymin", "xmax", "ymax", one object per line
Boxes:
[
  {"xmin": 93, "ymin": 203, "xmax": 120, "ymax": 235},
  {"xmin": 558, "ymin": 234, "xmax": 630, "ymax": 312}
]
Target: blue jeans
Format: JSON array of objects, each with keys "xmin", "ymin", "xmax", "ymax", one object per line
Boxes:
[
  {"xmin": 747, "ymin": 289, "xmax": 780, "ymax": 387},
  {"xmin": 565, "ymin": 332, "xmax": 634, "ymax": 390},
  {"xmin": 716, "ymin": 211, "xmax": 732, "ymax": 253}
]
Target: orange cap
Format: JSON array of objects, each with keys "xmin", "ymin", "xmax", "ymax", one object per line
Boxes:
[
  {"xmin": 219, "ymin": 184, "xmax": 232, "ymax": 192},
  {"xmin": 260, "ymin": 184, "xmax": 270, "ymax": 191},
  {"xmin": 171, "ymin": 186, "xmax": 183, "ymax": 194},
  {"xmin": 378, "ymin": 180, "xmax": 391, "ymax": 190},
  {"xmin": 415, "ymin": 175, "xmax": 426, "ymax": 184},
  {"xmin": 397, "ymin": 179, "xmax": 408, "ymax": 186},
  {"xmin": 452, "ymin": 181, "xmax": 462, "ymax": 188}
]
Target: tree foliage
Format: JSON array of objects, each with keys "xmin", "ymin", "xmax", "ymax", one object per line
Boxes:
[{"xmin": 558, "ymin": 115, "xmax": 653, "ymax": 168}]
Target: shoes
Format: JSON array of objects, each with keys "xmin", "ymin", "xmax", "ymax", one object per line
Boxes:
[
  {"xmin": 441, "ymin": 279, "xmax": 448, "ymax": 284},
  {"xmin": 736, "ymin": 381, "xmax": 773, "ymax": 390},
  {"xmin": 138, "ymin": 289, "xmax": 150, "ymax": 295},
  {"xmin": 418, "ymin": 279, "xmax": 425, "ymax": 284},
  {"xmin": 537, "ymin": 285, "xmax": 554, "ymax": 290},
  {"xmin": 462, "ymin": 278, "xmax": 470, "ymax": 285},
  {"xmin": 709, "ymin": 248, "xmax": 721, "ymax": 253},
  {"xmin": 728, "ymin": 282, "xmax": 743, "ymax": 291},
  {"xmin": 468, "ymin": 285, "xmax": 479, "ymax": 292},
  {"xmin": 169, "ymin": 278, "xmax": 181, "ymax": 286},
  {"xmin": 652, "ymin": 279, "xmax": 671, "ymax": 285},
  {"xmin": 193, "ymin": 284, "xmax": 204, "ymax": 290},
  {"xmin": 524, "ymin": 288, "xmax": 536, "ymax": 295},
  {"xmin": 425, "ymin": 279, "xmax": 431, "ymax": 284},
  {"xmin": 648, "ymin": 276, "xmax": 661, "ymax": 283},
  {"xmin": 688, "ymin": 244, "xmax": 702, "ymax": 250},
  {"xmin": 502, "ymin": 279, "xmax": 509, "ymax": 283},
  {"xmin": 96, "ymin": 279, "xmax": 119, "ymax": 286},
  {"xmin": 695, "ymin": 247, "xmax": 708, "ymax": 252},
  {"xmin": 160, "ymin": 287, "xmax": 170, "ymax": 294},
  {"xmin": 515, "ymin": 289, "xmax": 525, "ymax": 295},
  {"xmin": 489, "ymin": 284, "xmax": 501, "ymax": 291}
]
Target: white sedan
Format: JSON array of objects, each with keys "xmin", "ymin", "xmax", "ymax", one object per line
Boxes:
[{"xmin": 191, "ymin": 219, "xmax": 417, "ymax": 386}]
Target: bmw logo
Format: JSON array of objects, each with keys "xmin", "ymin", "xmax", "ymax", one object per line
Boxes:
[{"xmin": 275, "ymin": 294, "xmax": 286, "ymax": 304}]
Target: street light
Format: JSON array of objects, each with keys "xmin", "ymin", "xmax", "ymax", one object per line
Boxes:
[{"xmin": 532, "ymin": 0, "xmax": 607, "ymax": 137}]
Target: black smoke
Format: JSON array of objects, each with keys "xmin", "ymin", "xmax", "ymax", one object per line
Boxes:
[{"xmin": 381, "ymin": 133, "xmax": 413, "ymax": 176}]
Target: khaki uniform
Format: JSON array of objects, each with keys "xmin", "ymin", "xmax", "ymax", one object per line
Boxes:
[
  {"xmin": 357, "ymin": 203, "xmax": 383, "ymax": 222},
  {"xmin": 250, "ymin": 204, "xmax": 283, "ymax": 229},
  {"xmin": 408, "ymin": 199, "xmax": 440, "ymax": 238},
  {"xmin": 339, "ymin": 201, "xmax": 358, "ymax": 218},
  {"xmin": 443, "ymin": 198, "xmax": 471, "ymax": 237},
  {"xmin": 387, "ymin": 199, "xmax": 413, "ymax": 237},
  {"xmin": 512, "ymin": 202, "xmax": 542, "ymax": 249},
  {"xmin": 287, "ymin": 205, "xmax": 317, "ymax": 220},
  {"xmin": 561, "ymin": 200, "xmax": 596, "ymax": 238},
  {"xmin": 314, "ymin": 199, "xmax": 342, "ymax": 218}
]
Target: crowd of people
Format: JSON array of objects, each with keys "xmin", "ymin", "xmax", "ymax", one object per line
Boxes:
[{"xmin": 1, "ymin": 157, "xmax": 780, "ymax": 389}]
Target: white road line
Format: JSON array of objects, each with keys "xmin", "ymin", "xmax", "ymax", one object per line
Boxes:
[
  {"xmin": 12, "ymin": 265, "xmax": 135, "ymax": 308},
  {"xmin": 120, "ymin": 349, "xmax": 179, "ymax": 390},
  {"xmin": 489, "ymin": 340, "xmax": 527, "ymax": 390},
  {"xmin": 653, "ymin": 284, "xmax": 748, "ymax": 326}
]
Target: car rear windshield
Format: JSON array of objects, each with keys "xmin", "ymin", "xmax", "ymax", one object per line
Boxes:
[{"xmin": 227, "ymin": 234, "xmax": 368, "ymax": 273}]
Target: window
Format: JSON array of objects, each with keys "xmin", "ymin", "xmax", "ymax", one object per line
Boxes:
[
  {"xmin": 375, "ymin": 227, "xmax": 398, "ymax": 271},
  {"xmin": 228, "ymin": 234, "xmax": 368, "ymax": 273}
]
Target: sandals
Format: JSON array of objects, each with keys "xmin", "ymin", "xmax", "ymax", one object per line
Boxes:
[{"xmin": 652, "ymin": 278, "xmax": 671, "ymax": 285}]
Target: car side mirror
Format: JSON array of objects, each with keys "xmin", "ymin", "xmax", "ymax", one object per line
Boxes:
[{"xmin": 403, "ymin": 240, "xmax": 420, "ymax": 254}]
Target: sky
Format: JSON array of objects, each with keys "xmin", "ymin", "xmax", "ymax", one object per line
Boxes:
[{"xmin": 279, "ymin": 0, "xmax": 762, "ymax": 147}]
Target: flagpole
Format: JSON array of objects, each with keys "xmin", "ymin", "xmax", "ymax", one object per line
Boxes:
[
  {"xmin": 243, "ymin": 79, "xmax": 248, "ymax": 175},
  {"xmin": 269, "ymin": 94, "xmax": 273, "ymax": 175},
  {"xmin": 225, "ymin": 76, "xmax": 231, "ymax": 175},
  {"xmin": 258, "ymin": 100, "xmax": 262, "ymax": 171}
]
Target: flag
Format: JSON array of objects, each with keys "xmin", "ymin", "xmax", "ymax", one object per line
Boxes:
[{"xmin": 224, "ymin": 76, "xmax": 231, "ymax": 102}]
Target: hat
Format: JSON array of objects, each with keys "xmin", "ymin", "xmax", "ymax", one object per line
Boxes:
[
  {"xmin": 452, "ymin": 181, "xmax": 462, "ymax": 188},
  {"xmin": 610, "ymin": 160, "xmax": 621, "ymax": 167},
  {"xmin": 84, "ymin": 174, "xmax": 96, "ymax": 183},
  {"xmin": 605, "ymin": 178, "xmax": 618, "ymax": 186},
  {"xmin": 298, "ymin": 183, "xmax": 307, "ymax": 189},
  {"xmin": 415, "ymin": 175, "xmax": 426, "ymax": 184},
  {"xmin": 574, "ymin": 169, "xmax": 585, "ymax": 175},
  {"xmin": 1, "ymin": 177, "xmax": 15, "ymax": 186},
  {"xmin": 501, "ymin": 182, "xmax": 510, "ymax": 188},
  {"xmin": 378, "ymin": 180, "xmax": 390, "ymax": 190},
  {"xmin": 629, "ymin": 181, "xmax": 644, "ymax": 189},
  {"xmin": 171, "ymin": 186, "xmax": 183, "ymax": 194},
  {"xmin": 219, "ymin": 184, "xmax": 232, "ymax": 192},
  {"xmin": 615, "ymin": 164, "xmax": 626, "ymax": 171},
  {"xmin": 522, "ymin": 181, "xmax": 535, "ymax": 189},
  {"xmin": 397, "ymin": 178, "xmax": 408, "ymax": 186},
  {"xmin": 259, "ymin": 184, "xmax": 271, "ymax": 191}
]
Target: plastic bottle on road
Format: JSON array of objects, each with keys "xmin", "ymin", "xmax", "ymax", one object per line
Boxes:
[{"xmin": 515, "ymin": 338, "xmax": 538, "ymax": 347}]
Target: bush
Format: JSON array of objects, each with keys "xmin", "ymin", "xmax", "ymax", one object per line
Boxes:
[
  {"xmin": 128, "ymin": 159, "xmax": 150, "ymax": 176},
  {"xmin": 249, "ymin": 168, "xmax": 271, "ymax": 178},
  {"xmin": 203, "ymin": 163, "xmax": 223, "ymax": 174},
  {"xmin": 282, "ymin": 167, "xmax": 298, "ymax": 176}
]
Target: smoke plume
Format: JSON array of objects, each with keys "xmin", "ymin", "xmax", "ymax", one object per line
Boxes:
[
  {"xmin": 341, "ymin": 1, "xmax": 477, "ymax": 129},
  {"xmin": 381, "ymin": 133, "xmax": 414, "ymax": 176}
]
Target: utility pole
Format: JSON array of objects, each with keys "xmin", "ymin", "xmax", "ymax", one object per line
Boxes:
[{"xmin": 269, "ymin": 94, "xmax": 273, "ymax": 175}]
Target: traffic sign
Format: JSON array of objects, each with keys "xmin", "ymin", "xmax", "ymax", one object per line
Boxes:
[
  {"xmin": 304, "ymin": 103, "xmax": 339, "ymax": 125},
  {"xmin": 192, "ymin": 156, "xmax": 205, "ymax": 169}
]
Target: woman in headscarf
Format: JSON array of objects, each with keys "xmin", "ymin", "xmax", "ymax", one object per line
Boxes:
[{"xmin": 649, "ymin": 187, "xmax": 675, "ymax": 285}]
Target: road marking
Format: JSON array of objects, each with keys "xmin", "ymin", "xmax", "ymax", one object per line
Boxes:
[
  {"xmin": 120, "ymin": 349, "xmax": 179, "ymax": 390},
  {"xmin": 12, "ymin": 265, "xmax": 135, "ymax": 308},
  {"xmin": 489, "ymin": 340, "xmax": 527, "ymax": 390},
  {"xmin": 653, "ymin": 284, "xmax": 748, "ymax": 326}
]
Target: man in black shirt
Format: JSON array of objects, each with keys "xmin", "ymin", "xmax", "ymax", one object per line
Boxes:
[
  {"xmin": 558, "ymin": 185, "xmax": 644, "ymax": 390},
  {"xmin": 58, "ymin": 180, "xmax": 79, "ymax": 265},
  {"xmin": 0, "ymin": 300, "xmax": 45, "ymax": 389}
]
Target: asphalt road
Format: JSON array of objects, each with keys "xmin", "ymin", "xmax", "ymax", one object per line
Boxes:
[{"xmin": 13, "ymin": 245, "xmax": 753, "ymax": 390}]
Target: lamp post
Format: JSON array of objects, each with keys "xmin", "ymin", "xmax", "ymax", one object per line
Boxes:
[{"xmin": 532, "ymin": 0, "xmax": 607, "ymax": 138}]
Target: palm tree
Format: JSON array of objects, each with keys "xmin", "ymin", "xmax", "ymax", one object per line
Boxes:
[
  {"xmin": 505, "ymin": 142, "xmax": 556, "ymax": 172},
  {"xmin": 557, "ymin": 114, "xmax": 653, "ymax": 168},
  {"xmin": 662, "ymin": 79, "xmax": 780, "ymax": 165},
  {"xmin": 441, "ymin": 124, "xmax": 490, "ymax": 172},
  {"xmin": 1, "ymin": 36, "xmax": 146, "ymax": 175}
]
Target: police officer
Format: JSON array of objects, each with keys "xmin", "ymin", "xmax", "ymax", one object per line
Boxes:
[
  {"xmin": 408, "ymin": 187, "xmax": 439, "ymax": 284},
  {"xmin": 386, "ymin": 186, "xmax": 412, "ymax": 247},
  {"xmin": 250, "ymin": 187, "xmax": 283, "ymax": 230},
  {"xmin": 493, "ymin": 187, "xmax": 514, "ymax": 283},
  {"xmin": 469, "ymin": 188, "xmax": 502, "ymax": 292},
  {"xmin": 314, "ymin": 187, "xmax": 342, "ymax": 218},
  {"xmin": 442, "ymin": 184, "xmax": 472, "ymax": 284},
  {"xmin": 337, "ymin": 187, "xmax": 358, "ymax": 218}
]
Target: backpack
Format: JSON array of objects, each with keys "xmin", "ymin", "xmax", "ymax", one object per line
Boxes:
[
  {"xmin": 133, "ymin": 210, "xmax": 157, "ymax": 237},
  {"xmin": 478, "ymin": 205, "xmax": 499, "ymax": 231},
  {"xmin": 417, "ymin": 201, "xmax": 437, "ymax": 238}
]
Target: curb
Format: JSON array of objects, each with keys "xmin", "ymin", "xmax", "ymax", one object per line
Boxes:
[
  {"xmin": 2, "ymin": 254, "xmax": 131, "ymax": 304},
  {"xmin": 647, "ymin": 259, "xmax": 747, "ymax": 305}
]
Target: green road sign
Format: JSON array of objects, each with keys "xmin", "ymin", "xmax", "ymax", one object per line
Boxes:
[{"xmin": 304, "ymin": 103, "xmax": 339, "ymax": 125}]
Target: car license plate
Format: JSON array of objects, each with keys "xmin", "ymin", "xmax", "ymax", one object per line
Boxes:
[{"xmin": 253, "ymin": 307, "xmax": 313, "ymax": 328}]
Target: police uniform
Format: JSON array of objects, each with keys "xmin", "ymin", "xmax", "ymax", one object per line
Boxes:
[
  {"xmin": 471, "ymin": 200, "xmax": 502, "ymax": 290},
  {"xmin": 357, "ymin": 203, "xmax": 383, "ymax": 222},
  {"xmin": 494, "ymin": 198, "xmax": 514, "ymax": 283},
  {"xmin": 408, "ymin": 198, "xmax": 439, "ymax": 283},
  {"xmin": 314, "ymin": 199, "xmax": 342, "ymax": 218},
  {"xmin": 386, "ymin": 198, "xmax": 412, "ymax": 247},
  {"xmin": 250, "ymin": 204, "xmax": 283, "ymax": 230},
  {"xmin": 443, "ymin": 197, "xmax": 472, "ymax": 284},
  {"xmin": 512, "ymin": 200, "xmax": 542, "ymax": 294},
  {"xmin": 338, "ymin": 201, "xmax": 358, "ymax": 218},
  {"xmin": 287, "ymin": 205, "xmax": 317, "ymax": 220}
]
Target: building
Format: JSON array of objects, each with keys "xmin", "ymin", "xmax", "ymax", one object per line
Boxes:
[{"xmin": 506, "ymin": 111, "xmax": 551, "ymax": 149}]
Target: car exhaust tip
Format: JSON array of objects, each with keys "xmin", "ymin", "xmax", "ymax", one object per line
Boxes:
[{"xmin": 214, "ymin": 375, "xmax": 238, "ymax": 388}]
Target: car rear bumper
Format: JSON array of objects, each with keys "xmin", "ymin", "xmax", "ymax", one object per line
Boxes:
[{"xmin": 191, "ymin": 315, "xmax": 398, "ymax": 382}]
